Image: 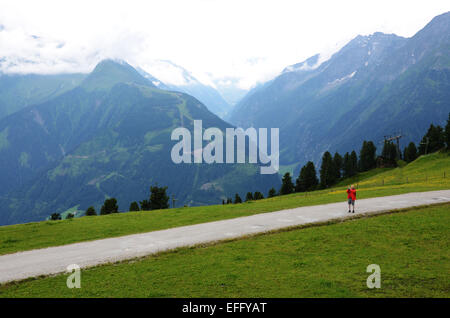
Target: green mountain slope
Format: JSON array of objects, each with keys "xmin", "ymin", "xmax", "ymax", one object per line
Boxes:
[
  {"xmin": 0, "ymin": 73, "xmax": 86, "ymax": 120},
  {"xmin": 0, "ymin": 60, "xmax": 279, "ymax": 225}
]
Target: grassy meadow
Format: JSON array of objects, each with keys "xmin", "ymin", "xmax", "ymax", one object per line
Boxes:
[
  {"xmin": 1, "ymin": 204, "xmax": 448, "ymax": 297},
  {"xmin": 0, "ymin": 152, "xmax": 449, "ymax": 256}
]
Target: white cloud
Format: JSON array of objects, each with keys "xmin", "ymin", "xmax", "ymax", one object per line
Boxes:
[
  {"xmin": 0, "ymin": 0, "xmax": 449, "ymax": 90},
  {"xmin": 140, "ymin": 60, "xmax": 195, "ymax": 87}
]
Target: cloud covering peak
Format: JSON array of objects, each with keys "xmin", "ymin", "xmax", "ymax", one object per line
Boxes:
[{"xmin": 0, "ymin": 0, "xmax": 448, "ymax": 90}]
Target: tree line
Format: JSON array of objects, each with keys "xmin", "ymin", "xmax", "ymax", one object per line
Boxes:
[
  {"xmin": 50, "ymin": 184, "xmax": 171, "ymax": 220},
  {"xmin": 276, "ymin": 113, "xmax": 450, "ymax": 195}
]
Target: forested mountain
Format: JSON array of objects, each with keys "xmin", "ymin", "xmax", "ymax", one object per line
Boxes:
[
  {"xmin": 228, "ymin": 12, "xmax": 450, "ymax": 171},
  {"xmin": 0, "ymin": 59, "xmax": 279, "ymax": 225}
]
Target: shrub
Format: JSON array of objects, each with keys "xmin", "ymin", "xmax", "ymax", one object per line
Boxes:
[
  {"xmin": 268, "ymin": 188, "xmax": 277, "ymax": 198},
  {"xmin": 129, "ymin": 201, "xmax": 140, "ymax": 212},
  {"xmin": 253, "ymin": 191, "xmax": 264, "ymax": 200},
  {"xmin": 50, "ymin": 213, "xmax": 61, "ymax": 221},
  {"xmin": 85, "ymin": 206, "xmax": 97, "ymax": 216},
  {"xmin": 100, "ymin": 198, "xmax": 119, "ymax": 215}
]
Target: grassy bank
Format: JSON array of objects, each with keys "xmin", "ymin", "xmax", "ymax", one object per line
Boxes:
[
  {"xmin": 1, "ymin": 204, "xmax": 448, "ymax": 297},
  {"xmin": 0, "ymin": 152, "xmax": 448, "ymax": 256}
]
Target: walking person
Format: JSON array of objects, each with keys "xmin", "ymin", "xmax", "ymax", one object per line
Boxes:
[{"xmin": 347, "ymin": 185, "xmax": 356, "ymax": 213}]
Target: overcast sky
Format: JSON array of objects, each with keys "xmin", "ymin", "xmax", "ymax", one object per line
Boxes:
[{"xmin": 0, "ymin": 0, "xmax": 449, "ymax": 89}]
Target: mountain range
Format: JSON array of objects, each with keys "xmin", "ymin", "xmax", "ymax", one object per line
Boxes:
[
  {"xmin": 228, "ymin": 11, "xmax": 450, "ymax": 173},
  {"xmin": 1, "ymin": 11, "xmax": 449, "ymax": 225},
  {"xmin": 0, "ymin": 59, "xmax": 279, "ymax": 225},
  {"xmin": 138, "ymin": 60, "xmax": 232, "ymax": 118}
]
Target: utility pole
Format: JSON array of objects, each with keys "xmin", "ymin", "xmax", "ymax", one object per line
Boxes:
[
  {"xmin": 172, "ymin": 195, "xmax": 177, "ymax": 209},
  {"xmin": 384, "ymin": 134, "xmax": 403, "ymax": 159},
  {"xmin": 420, "ymin": 137, "xmax": 430, "ymax": 154}
]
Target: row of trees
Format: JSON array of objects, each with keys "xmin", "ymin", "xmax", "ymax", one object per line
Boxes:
[
  {"xmin": 418, "ymin": 118, "xmax": 450, "ymax": 154},
  {"xmin": 226, "ymin": 114, "xmax": 450, "ymax": 200},
  {"xmin": 277, "ymin": 114, "xmax": 450, "ymax": 195},
  {"xmin": 222, "ymin": 190, "xmax": 268, "ymax": 205},
  {"xmin": 279, "ymin": 141, "xmax": 373, "ymax": 194},
  {"xmin": 87, "ymin": 185, "xmax": 170, "ymax": 216},
  {"xmin": 49, "ymin": 184, "xmax": 171, "ymax": 220},
  {"xmin": 400, "ymin": 115, "xmax": 450, "ymax": 164}
]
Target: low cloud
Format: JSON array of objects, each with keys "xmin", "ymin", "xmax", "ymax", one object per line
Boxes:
[{"xmin": 0, "ymin": 0, "xmax": 448, "ymax": 92}]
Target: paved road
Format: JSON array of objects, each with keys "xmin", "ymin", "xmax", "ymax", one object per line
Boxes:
[{"xmin": 1, "ymin": 190, "xmax": 449, "ymax": 284}]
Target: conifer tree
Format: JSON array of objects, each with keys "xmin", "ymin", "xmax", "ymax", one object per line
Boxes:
[
  {"xmin": 382, "ymin": 141, "xmax": 397, "ymax": 165},
  {"xmin": 100, "ymin": 198, "xmax": 119, "ymax": 215},
  {"xmin": 350, "ymin": 151, "xmax": 358, "ymax": 177},
  {"xmin": 253, "ymin": 191, "xmax": 264, "ymax": 200},
  {"xmin": 333, "ymin": 153, "xmax": 343, "ymax": 180},
  {"xmin": 139, "ymin": 199, "xmax": 151, "ymax": 211},
  {"xmin": 295, "ymin": 161, "xmax": 318, "ymax": 192},
  {"xmin": 419, "ymin": 124, "xmax": 445, "ymax": 154},
  {"xmin": 149, "ymin": 185, "xmax": 169, "ymax": 210},
  {"xmin": 85, "ymin": 206, "xmax": 97, "ymax": 216},
  {"xmin": 403, "ymin": 142, "xmax": 418, "ymax": 163},
  {"xmin": 268, "ymin": 188, "xmax": 277, "ymax": 198},
  {"xmin": 359, "ymin": 141, "xmax": 377, "ymax": 172},
  {"xmin": 319, "ymin": 151, "xmax": 336, "ymax": 188},
  {"xmin": 129, "ymin": 201, "xmax": 140, "ymax": 212},
  {"xmin": 342, "ymin": 152, "xmax": 351, "ymax": 179},
  {"xmin": 280, "ymin": 172, "xmax": 295, "ymax": 195}
]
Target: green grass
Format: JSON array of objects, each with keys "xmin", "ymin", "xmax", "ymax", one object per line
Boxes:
[
  {"xmin": 347, "ymin": 152, "xmax": 450, "ymax": 188},
  {"xmin": 0, "ymin": 152, "xmax": 449, "ymax": 256},
  {"xmin": 1, "ymin": 204, "xmax": 448, "ymax": 297}
]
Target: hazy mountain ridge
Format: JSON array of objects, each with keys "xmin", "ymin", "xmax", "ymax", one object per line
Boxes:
[
  {"xmin": 138, "ymin": 60, "xmax": 232, "ymax": 118},
  {"xmin": 0, "ymin": 58, "xmax": 233, "ymax": 120},
  {"xmin": 228, "ymin": 12, "xmax": 450, "ymax": 171}
]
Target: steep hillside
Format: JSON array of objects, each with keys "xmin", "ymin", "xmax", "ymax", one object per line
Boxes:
[
  {"xmin": 229, "ymin": 12, "xmax": 450, "ymax": 171},
  {"xmin": 0, "ymin": 60, "xmax": 279, "ymax": 225}
]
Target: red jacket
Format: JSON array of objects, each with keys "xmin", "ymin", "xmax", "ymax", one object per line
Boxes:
[{"xmin": 347, "ymin": 189, "xmax": 356, "ymax": 201}]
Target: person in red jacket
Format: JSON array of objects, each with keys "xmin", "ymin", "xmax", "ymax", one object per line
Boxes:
[{"xmin": 347, "ymin": 185, "xmax": 356, "ymax": 213}]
